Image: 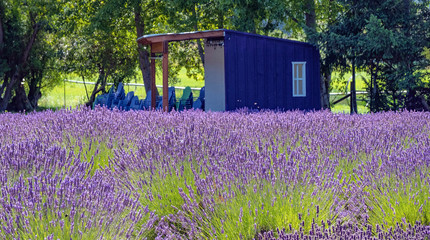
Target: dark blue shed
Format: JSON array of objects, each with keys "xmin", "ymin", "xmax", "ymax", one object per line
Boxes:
[{"xmin": 137, "ymin": 29, "xmax": 321, "ymax": 111}]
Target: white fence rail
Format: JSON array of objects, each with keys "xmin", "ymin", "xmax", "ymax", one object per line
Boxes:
[
  {"xmin": 64, "ymin": 79, "xmax": 370, "ymax": 95},
  {"xmin": 330, "ymin": 91, "xmax": 367, "ymax": 95},
  {"xmin": 63, "ymin": 79, "xmax": 202, "ymax": 91}
]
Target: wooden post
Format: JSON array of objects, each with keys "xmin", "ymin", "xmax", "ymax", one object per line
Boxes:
[
  {"xmin": 162, "ymin": 41, "xmax": 169, "ymax": 112},
  {"xmin": 350, "ymin": 57, "xmax": 357, "ymax": 114},
  {"xmin": 63, "ymin": 79, "xmax": 66, "ymax": 109},
  {"xmin": 150, "ymin": 52, "xmax": 156, "ymax": 110}
]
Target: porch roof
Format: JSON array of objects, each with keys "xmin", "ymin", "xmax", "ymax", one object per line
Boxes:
[{"xmin": 137, "ymin": 29, "xmax": 225, "ymax": 45}]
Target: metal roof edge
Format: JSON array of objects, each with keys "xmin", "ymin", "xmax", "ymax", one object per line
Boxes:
[
  {"xmin": 223, "ymin": 30, "xmax": 315, "ymax": 47},
  {"xmin": 137, "ymin": 29, "xmax": 317, "ymax": 49},
  {"xmin": 137, "ymin": 29, "xmax": 226, "ymax": 44}
]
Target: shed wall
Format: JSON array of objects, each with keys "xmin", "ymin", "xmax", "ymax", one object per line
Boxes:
[
  {"xmin": 204, "ymin": 43, "xmax": 226, "ymax": 111},
  {"xmin": 223, "ymin": 31, "xmax": 321, "ymax": 111}
]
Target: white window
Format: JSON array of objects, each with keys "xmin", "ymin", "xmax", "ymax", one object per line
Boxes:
[{"xmin": 292, "ymin": 62, "xmax": 306, "ymax": 97}]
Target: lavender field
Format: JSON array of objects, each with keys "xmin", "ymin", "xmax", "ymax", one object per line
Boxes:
[{"xmin": 0, "ymin": 108, "xmax": 429, "ymax": 239}]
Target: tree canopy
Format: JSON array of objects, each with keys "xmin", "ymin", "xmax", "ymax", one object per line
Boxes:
[
  {"xmin": 0, "ymin": 0, "xmax": 429, "ymax": 112},
  {"xmin": 319, "ymin": 0, "xmax": 430, "ymax": 111}
]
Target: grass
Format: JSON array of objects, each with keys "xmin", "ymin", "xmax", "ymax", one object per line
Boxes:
[
  {"xmin": 209, "ymin": 181, "xmax": 335, "ymax": 239},
  {"xmin": 365, "ymin": 169, "xmax": 430, "ymax": 228},
  {"xmin": 331, "ymin": 71, "xmax": 369, "ymax": 93},
  {"xmin": 39, "ymin": 81, "xmax": 88, "ymax": 110},
  {"xmin": 124, "ymin": 161, "xmax": 205, "ymax": 239},
  {"xmin": 330, "ymin": 93, "xmax": 369, "ymax": 114},
  {"xmin": 38, "ymin": 69, "xmax": 369, "ymax": 113},
  {"xmin": 111, "ymin": 134, "xmax": 340, "ymax": 239},
  {"xmin": 11, "ymin": 205, "xmax": 125, "ymax": 239},
  {"xmin": 38, "ymin": 68, "xmax": 205, "ymax": 110}
]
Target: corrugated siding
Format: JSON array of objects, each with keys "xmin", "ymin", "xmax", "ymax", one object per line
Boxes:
[{"xmin": 224, "ymin": 31, "xmax": 321, "ymax": 111}]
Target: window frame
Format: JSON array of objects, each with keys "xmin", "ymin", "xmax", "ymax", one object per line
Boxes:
[{"xmin": 292, "ymin": 62, "xmax": 306, "ymax": 97}]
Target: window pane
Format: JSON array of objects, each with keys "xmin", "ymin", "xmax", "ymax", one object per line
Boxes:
[
  {"xmin": 294, "ymin": 80, "xmax": 298, "ymax": 95},
  {"xmin": 298, "ymin": 64, "xmax": 303, "ymax": 78},
  {"xmin": 298, "ymin": 80, "xmax": 303, "ymax": 95},
  {"xmin": 294, "ymin": 65, "xmax": 298, "ymax": 79}
]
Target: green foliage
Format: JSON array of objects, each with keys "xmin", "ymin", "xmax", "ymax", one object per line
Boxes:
[
  {"xmin": 6, "ymin": 201, "xmax": 133, "ymax": 240},
  {"xmin": 0, "ymin": 0, "xmax": 65, "ymax": 111},
  {"xmin": 3, "ymin": 0, "xmax": 429, "ymax": 113},
  {"xmin": 210, "ymin": 182, "xmax": 335, "ymax": 239},
  {"xmin": 59, "ymin": 0, "xmax": 138, "ymax": 88},
  {"xmin": 366, "ymin": 169, "xmax": 430, "ymax": 229},
  {"xmin": 123, "ymin": 161, "xmax": 203, "ymax": 238},
  {"xmin": 168, "ymin": 41, "xmax": 205, "ymax": 83},
  {"xmin": 319, "ymin": 0, "xmax": 430, "ymax": 112},
  {"xmin": 219, "ymin": 0, "xmax": 285, "ymax": 34},
  {"xmin": 424, "ymin": 48, "xmax": 430, "ymax": 64}
]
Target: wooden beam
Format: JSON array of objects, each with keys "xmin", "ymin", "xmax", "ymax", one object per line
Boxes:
[
  {"xmin": 151, "ymin": 42, "xmax": 163, "ymax": 53},
  {"xmin": 162, "ymin": 41, "xmax": 169, "ymax": 112},
  {"xmin": 150, "ymin": 53, "xmax": 156, "ymax": 109},
  {"xmin": 332, "ymin": 93, "xmax": 351, "ymax": 105},
  {"xmin": 138, "ymin": 30, "xmax": 224, "ymax": 45}
]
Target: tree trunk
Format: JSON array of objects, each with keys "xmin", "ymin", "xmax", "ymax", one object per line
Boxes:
[
  {"xmin": 320, "ymin": 70, "xmax": 330, "ymax": 109},
  {"xmin": 8, "ymin": 83, "xmax": 33, "ymax": 112},
  {"xmin": 195, "ymin": 35, "xmax": 205, "ymax": 67},
  {"xmin": 1, "ymin": 13, "xmax": 7, "ymax": 102},
  {"xmin": 80, "ymin": 73, "xmax": 90, "ymax": 101},
  {"xmin": 192, "ymin": 5, "xmax": 205, "ymax": 66},
  {"xmin": 350, "ymin": 58, "xmax": 357, "ymax": 114},
  {"xmin": 0, "ymin": 74, "xmax": 18, "ymax": 111},
  {"xmin": 371, "ymin": 63, "xmax": 380, "ymax": 112},
  {"xmin": 0, "ymin": 23, "xmax": 40, "ymax": 112},
  {"xmin": 250, "ymin": 21, "xmax": 257, "ymax": 34},
  {"xmin": 419, "ymin": 94, "xmax": 430, "ymax": 111},
  {"xmin": 304, "ymin": 0, "xmax": 330, "ymax": 109},
  {"xmin": 304, "ymin": 0, "xmax": 317, "ymax": 30},
  {"xmin": 1, "ymin": 72, "xmax": 25, "ymax": 111},
  {"xmin": 86, "ymin": 67, "xmax": 107, "ymax": 107},
  {"xmin": 27, "ymin": 75, "xmax": 42, "ymax": 109},
  {"xmin": 134, "ymin": 7, "xmax": 155, "ymax": 96},
  {"xmin": 217, "ymin": 9, "xmax": 224, "ymax": 29},
  {"xmin": 369, "ymin": 63, "xmax": 374, "ymax": 111},
  {"xmin": 0, "ymin": 13, "xmax": 4, "ymax": 55},
  {"xmin": 392, "ymin": 91, "xmax": 397, "ymax": 110},
  {"xmin": 403, "ymin": 0, "xmax": 410, "ymax": 30}
]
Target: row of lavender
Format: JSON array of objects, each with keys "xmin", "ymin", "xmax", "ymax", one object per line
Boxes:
[{"xmin": 0, "ymin": 107, "xmax": 429, "ymax": 239}]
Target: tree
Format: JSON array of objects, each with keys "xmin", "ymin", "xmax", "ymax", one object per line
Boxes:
[
  {"xmin": 14, "ymin": 31, "xmax": 62, "ymax": 111},
  {"xmin": 132, "ymin": 0, "xmax": 159, "ymax": 96},
  {"xmin": 58, "ymin": 0, "xmax": 140, "ymax": 106},
  {"xmin": 283, "ymin": 0, "xmax": 344, "ymax": 110},
  {"xmin": 216, "ymin": 0, "xmax": 285, "ymax": 34},
  {"xmin": 321, "ymin": 0, "xmax": 430, "ymax": 112},
  {"xmin": 161, "ymin": 0, "xmax": 229, "ymax": 84},
  {"xmin": 0, "ymin": 0, "xmax": 63, "ymax": 112}
]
